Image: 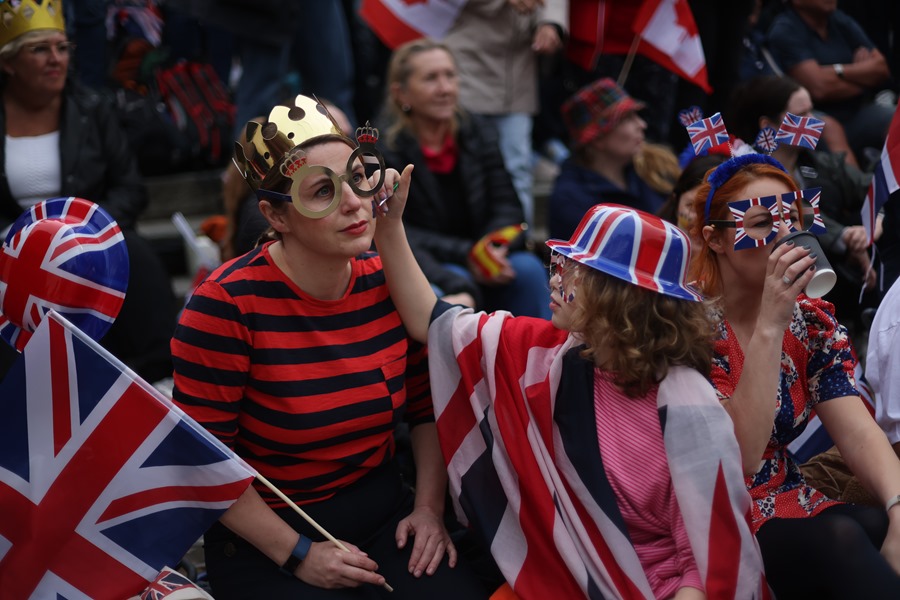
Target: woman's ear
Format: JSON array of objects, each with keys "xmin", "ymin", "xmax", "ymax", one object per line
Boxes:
[
  {"xmin": 702, "ymin": 224, "xmax": 726, "ymax": 254},
  {"xmin": 390, "ymin": 82, "xmax": 406, "ymax": 109},
  {"xmin": 259, "ymin": 200, "xmax": 290, "ymax": 233},
  {"xmin": 758, "ymin": 115, "xmax": 776, "ymax": 132}
]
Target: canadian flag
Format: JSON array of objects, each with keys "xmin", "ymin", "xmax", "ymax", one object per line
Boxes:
[
  {"xmin": 359, "ymin": 0, "xmax": 468, "ymax": 50},
  {"xmin": 633, "ymin": 0, "xmax": 711, "ymax": 93}
]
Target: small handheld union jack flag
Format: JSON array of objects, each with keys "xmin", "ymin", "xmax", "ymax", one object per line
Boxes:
[
  {"xmin": 686, "ymin": 112, "xmax": 730, "ymax": 155},
  {"xmin": 754, "ymin": 127, "xmax": 779, "ymax": 154},
  {"xmin": 775, "ymin": 112, "xmax": 825, "ymax": 150},
  {"xmin": 678, "ymin": 105, "xmax": 704, "ymax": 127}
]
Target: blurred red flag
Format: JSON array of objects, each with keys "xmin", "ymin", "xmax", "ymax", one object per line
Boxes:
[
  {"xmin": 632, "ymin": 0, "xmax": 711, "ymax": 93},
  {"xmin": 359, "ymin": 0, "xmax": 467, "ymax": 49},
  {"xmin": 567, "ymin": 0, "xmax": 711, "ymax": 93}
]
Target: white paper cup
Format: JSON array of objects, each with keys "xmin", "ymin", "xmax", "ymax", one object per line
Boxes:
[{"xmin": 772, "ymin": 231, "xmax": 836, "ymax": 299}]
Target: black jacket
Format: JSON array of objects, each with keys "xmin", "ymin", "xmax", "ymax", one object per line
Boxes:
[
  {"xmin": 380, "ymin": 114, "xmax": 525, "ymax": 298},
  {"xmin": 0, "ymin": 83, "xmax": 147, "ymax": 232}
]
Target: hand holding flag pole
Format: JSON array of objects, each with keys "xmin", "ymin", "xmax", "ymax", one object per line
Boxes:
[{"xmin": 255, "ymin": 474, "xmax": 395, "ymax": 593}]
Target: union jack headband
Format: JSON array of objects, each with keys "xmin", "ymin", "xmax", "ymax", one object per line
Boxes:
[{"xmin": 702, "ymin": 153, "xmax": 788, "ymax": 223}]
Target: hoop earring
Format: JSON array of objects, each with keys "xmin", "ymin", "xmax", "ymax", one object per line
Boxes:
[{"xmin": 401, "ymin": 104, "xmax": 411, "ymax": 113}]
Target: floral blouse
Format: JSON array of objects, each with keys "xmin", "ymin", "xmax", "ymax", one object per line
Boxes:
[{"xmin": 710, "ymin": 296, "xmax": 858, "ymax": 532}]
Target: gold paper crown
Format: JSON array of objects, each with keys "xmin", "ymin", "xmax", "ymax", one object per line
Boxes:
[
  {"xmin": 234, "ymin": 94, "xmax": 350, "ymax": 193},
  {"xmin": 0, "ymin": 0, "xmax": 66, "ymax": 50}
]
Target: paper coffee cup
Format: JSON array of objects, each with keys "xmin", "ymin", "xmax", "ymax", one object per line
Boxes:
[{"xmin": 772, "ymin": 231, "xmax": 836, "ymax": 298}]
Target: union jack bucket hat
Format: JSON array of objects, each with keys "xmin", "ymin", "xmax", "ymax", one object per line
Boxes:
[
  {"xmin": 546, "ymin": 204, "xmax": 702, "ymax": 302},
  {"xmin": 0, "ymin": 197, "xmax": 129, "ymax": 350}
]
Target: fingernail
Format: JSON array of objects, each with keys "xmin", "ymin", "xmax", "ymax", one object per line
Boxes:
[
  {"xmin": 809, "ymin": 265, "xmax": 817, "ymax": 271},
  {"xmin": 809, "ymin": 252, "xmax": 818, "ymax": 259},
  {"xmin": 802, "ymin": 245, "xmax": 811, "ymax": 250},
  {"xmin": 414, "ymin": 570, "xmax": 422, "ymax": 577},
  {"xmin": 785, "ymin": 240, "xmax": 795, "ymax": 246}
]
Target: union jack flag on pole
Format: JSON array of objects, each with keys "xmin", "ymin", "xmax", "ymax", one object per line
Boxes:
[
  {"xmin": 686, "ymin": 112, "xmax": 729, "ymax": 155},
  {"xmin": 862, "ymin": 105, "xmax": 900, "ymax": 245},
  {"xmin": 0, "ymin": 311, "xmax": 256, "ymax": 599},
  {"xmin": 774, "ymin": 112, "xmax": 825, "ymax": 150}
]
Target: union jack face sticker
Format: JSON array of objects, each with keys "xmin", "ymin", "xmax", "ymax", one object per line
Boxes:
[
  {"xmin": 0, "ymin": 197, "xmax": 129, "ymax": 350},
  {"xmin": 728, "ymin": 195, "xmax": 782, "ymax": 250},
  {"xmin": 775, "ymin": 112, "xmax": 825, "ymax": 150}
]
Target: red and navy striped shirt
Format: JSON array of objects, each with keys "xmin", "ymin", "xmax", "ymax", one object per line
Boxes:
[{"xmin": 171, "ymin": 243, "xmax": 432, "ymax": 507}]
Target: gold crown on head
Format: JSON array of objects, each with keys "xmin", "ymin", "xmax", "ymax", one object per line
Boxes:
[
  {"xmin": 233, "ymin": 94, "xmax": 350, "ymax": 193},
  {"xmin": 0, "ymin": 0, "xmax": 66, "ymax": 50}
]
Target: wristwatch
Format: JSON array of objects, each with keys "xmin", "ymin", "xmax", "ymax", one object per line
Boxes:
[
  {"xmin": 280, "ymin": 534, "xmax": 312, "ymax": 576},
  {"xmin": 833, "ymin": 63, "xmax": 845, "ymax": 79}
]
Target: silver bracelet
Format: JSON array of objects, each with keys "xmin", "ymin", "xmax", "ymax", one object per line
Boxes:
[{"xmin": 886, "ymin": 494, "xmax": 900, "ymax": 513}]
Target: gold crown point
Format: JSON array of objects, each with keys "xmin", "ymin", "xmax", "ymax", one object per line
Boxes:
[{"xmin": 0, "ymin": 0, "xmax": 67, "ymax": 49}]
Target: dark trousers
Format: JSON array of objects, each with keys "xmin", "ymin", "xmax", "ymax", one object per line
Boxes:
[
  {"xmin": 204, "ymin": 462, "xmax": 489, "ymax": 599},
  {"xmin": 756, "ymin": 503, "xmax": 900, "ymax": 599}
]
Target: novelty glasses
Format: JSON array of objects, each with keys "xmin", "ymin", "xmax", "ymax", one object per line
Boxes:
[{"xmin": 708, "ymin": 187, "xmax": 825, "ymax": 250}]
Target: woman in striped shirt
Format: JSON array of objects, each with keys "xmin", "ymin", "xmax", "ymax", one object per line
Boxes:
[{"xmin": 171, "ymin": 94, "xmax": 486, "ymax": 599}]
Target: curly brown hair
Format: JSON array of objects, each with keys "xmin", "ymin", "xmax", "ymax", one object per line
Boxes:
[{"xmin": 569, "ymin": 267, "xmax": 715, "ymax": 397}]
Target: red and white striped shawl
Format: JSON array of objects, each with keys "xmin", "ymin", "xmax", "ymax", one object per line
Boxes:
[{"xmin": 428, "ymin": 305, "xmax": 768, "ymax": 600}]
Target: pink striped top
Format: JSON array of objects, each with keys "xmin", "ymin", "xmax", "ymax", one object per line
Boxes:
[{"xmin": 594, "ymin": 369, "xmax": 703, "ymax": 599}]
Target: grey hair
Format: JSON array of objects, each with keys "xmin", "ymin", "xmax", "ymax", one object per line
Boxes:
[{"xmin": 0, "ymin": 30, "xmax": 64, "ymax": 64}]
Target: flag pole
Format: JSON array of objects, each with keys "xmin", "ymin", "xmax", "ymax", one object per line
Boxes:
[
  {"xmin": 255, "ymin": 473, "xmax": 395, "ymax": 592},
  {"xmin": 617, "ymin": 34, "xmax": 641, "ymax": 88}
]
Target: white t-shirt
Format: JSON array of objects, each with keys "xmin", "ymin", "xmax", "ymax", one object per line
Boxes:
[
  {"xmin": 5, "ymin": 131, "xmax": 62, "ymax": 210},
  {"xmin": 868, "ymin": 277, "xmax": 900, "ymax": 445}
]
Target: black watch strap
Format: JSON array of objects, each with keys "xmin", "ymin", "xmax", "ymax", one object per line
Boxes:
[{"xmin": 280, "ymin": 534, "xmax": 312, "ymax": 576}]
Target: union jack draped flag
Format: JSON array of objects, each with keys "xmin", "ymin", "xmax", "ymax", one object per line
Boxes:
[
  {"xmin": 861, "ymin": 105, "xmax": 899, "ymax": 245},
  {"xmin": 0, "ymin": 197, "xmax": 128, "ymax": 350},
  {"xmin": 728, "ymin": 195, "xmax": 782, "ymax": 250},
  {"xmin": 428, "ymin": 305, "xmax": 768, "ymax": 600},
  {"xmin": 686, "ymin": 113, "xmax": 729, "ymax": 155},
  {"xmin": 754, "ymin": 127, "xmax": 779, "ymax": 154},
  {"xmin": 0, "ymin": 311, "xmax": 256, "ymax": 600},
  {"xmin": 774, "ymin": 112, "xmax": 825, "ymax": 150}
]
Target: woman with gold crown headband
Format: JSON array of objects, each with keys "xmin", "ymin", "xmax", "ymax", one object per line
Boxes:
[
  {"xmin": 0, "ymin": 0, "xmax": 177, "ymax": 384},
  {"xmin": 171, "ymin": 94, "xmax": 488, "ymax": 598}
]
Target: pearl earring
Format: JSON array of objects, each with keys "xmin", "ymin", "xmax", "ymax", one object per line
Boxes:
[{"xmin": 401, "ymin": 104, "xmax": 411, "ymax": 113}]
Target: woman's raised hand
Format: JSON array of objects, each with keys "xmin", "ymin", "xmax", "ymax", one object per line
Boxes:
[
  {"xmin": 374, "ymin": 164, "xmax": 415, "ymax": 221},
  {"xmin": 759, "ymin": 240, "xmax": 815, "ymax": 331}
]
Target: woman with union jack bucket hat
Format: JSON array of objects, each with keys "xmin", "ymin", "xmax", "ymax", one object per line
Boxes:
[{"xmin": 373, "ymin": 187, "xmax": 766, "ymax": 599}]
